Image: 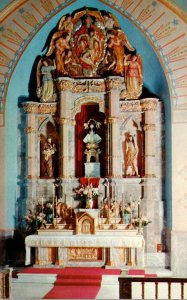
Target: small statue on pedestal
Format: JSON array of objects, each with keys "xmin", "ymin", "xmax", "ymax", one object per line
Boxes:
[
  {"xmin": 125, "ymin": 132, "xmax": 139, "ymax": 177},
  {"xmin": 83, "ymin": 119, "xmax": 102, "ymax": 178},
  {"xmin": 83, "ymin": 123, "xmax": 102, "ymax": 163},
  {"xmin": 41, "ymin": 137, "xmax": 57, "ymax": 178}
]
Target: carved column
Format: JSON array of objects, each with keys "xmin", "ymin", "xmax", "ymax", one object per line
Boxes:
[
  {"xmin": 108, "ymin": 117, "xmax": 122, "ymax": 177},
  {"xmin": 57, "ymin": 78, "xmax": 74, "ymax": 178},
  {"xmin": 58, "ymin": 118, "xmax": 75, "ymax": 178},
  {"xmin": 106, "ymin": 77, "xmax": 123, "ymax": 177},
  {"xmin": 141, "ymin": 98, "xmax": 158, "ymax": 177},
  {"xmin": 24, "ymin": 106, "xmax": 38, "ymax": 179},
  {"xmin": 141, "ymin": 98, "xmax": 159, "ymax": 253}
]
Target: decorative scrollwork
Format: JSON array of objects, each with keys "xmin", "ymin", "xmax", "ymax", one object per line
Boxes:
[
  {"xmin": 23, "ymin": 103, "xmax": 57, "ymax": 114},
  {"xmin": 120, "ymin": 100, "xmax": 141, "ymax": 112},
  {"xmin": 141, "ymin": 99, "xmax": 158, "ymax": 111}
]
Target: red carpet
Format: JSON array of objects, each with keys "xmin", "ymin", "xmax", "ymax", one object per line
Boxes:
[
  {"xmin": 128, "ymin": 269, "xmax": 157, "ymax": 278},
  {"xmin": 20, "ymin": 267, "xmax": 121, "ymax": 299}
]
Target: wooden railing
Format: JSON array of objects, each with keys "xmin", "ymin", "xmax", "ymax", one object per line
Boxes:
[
  {"xmin": 0, "ymin": 268, "xmax": 12, "ymax": 299},
  {"xmin": 119, "ymin": 277, "xmax": 187, "ymax": 300}
]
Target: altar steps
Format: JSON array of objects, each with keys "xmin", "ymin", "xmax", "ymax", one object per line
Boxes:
[
  {"xmin": 43, "ymin": 268, "xmax": 111, "ymax": 299},
  {"xmin": 12, "ymin": 267, "xmax": 121, "ymax": 299},
  {"xmin": 54, "ymin": 275, "xmax": 101, "ymax": 286}
]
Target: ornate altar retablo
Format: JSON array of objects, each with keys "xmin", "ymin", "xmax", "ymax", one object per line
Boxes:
[
  {"xmin": 24, "ymin": 6, "xmax": 163, "ymax": 272},
  {"xmin": 36, "ymin": 8, "xmax": 143, "ymax": 100}
]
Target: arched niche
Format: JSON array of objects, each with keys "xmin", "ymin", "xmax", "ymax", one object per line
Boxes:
[
  {"xmin": 38, "ymin": 118, "xmax": 59, "ymax": 179},
  {"xmin": 121, "ymin": 117, "xmax": 144, "ymax": 178},
  {"xmin": 75, "ymin": 102, "xmax": 106, "ymax": 178}
]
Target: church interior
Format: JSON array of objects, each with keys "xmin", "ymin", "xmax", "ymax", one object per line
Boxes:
[{"xmin": 0, "ymin": 0, "xmax": 187, "ymax": 299}]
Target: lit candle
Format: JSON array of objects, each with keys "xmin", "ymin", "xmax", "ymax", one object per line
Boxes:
[
  {"xmin": 41, "ymin": 196, "xmax": 44, "ymax": 228},
  {"xmin": 52, "ymin": 194, "xmax": 55, "ymax": 222}
]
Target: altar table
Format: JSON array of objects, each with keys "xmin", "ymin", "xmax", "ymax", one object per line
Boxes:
[{"xmin": 25, "ymin": 234, "xmax": 145, "ymax": 268}]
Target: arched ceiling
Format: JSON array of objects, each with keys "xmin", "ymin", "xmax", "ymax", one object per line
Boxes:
[{"xmin": 0, "ymin": 0, "xmax": 187, "ymax": 126}]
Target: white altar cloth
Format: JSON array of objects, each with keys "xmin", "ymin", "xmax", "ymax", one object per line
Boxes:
[{"xmin": 25, "ymin": 234, "xmax": 145, "ymax": 266}]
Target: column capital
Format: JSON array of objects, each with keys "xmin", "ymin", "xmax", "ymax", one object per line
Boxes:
[
  {"xmin": 25, "ymin": 127, "xmax": 36, "ymax": 134},
  {"xmin": 105, "ymin": 117, "xmax": 118, "ymax": 124},
  {"xmin": 140, "ymin": 98, "xmax": 159, "ymax": 111},
  {"xmin": 143, "ymin": 124, "xmax": 156, "ymax": 131},
  {"xmin": 105, "ymin": 77, "xmax": 124, "ymax": 91},
  {"xmin": 58, "ymin": 118, "xmax": 75, "ymax": 125},
  {"xmin": 56, "ymin": 78, "xmax": 74, "ymax": 92}
]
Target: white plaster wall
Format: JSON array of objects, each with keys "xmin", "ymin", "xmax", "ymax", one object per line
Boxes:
[
  {"xmin": 171, "ymin": 112, "xmax": 187, "ymax": 276},
  {"xmin": 172, "ymin": 115, "xmax": 187, "ymax": 231},
  {"xmin": 0, "ymin": 128, "xmax": 5, "ymax": 228}
]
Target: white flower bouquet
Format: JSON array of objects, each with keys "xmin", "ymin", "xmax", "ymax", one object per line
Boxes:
[{"xmin": 132, "ymin": 216, "xmax": 151, "ymax": 227}]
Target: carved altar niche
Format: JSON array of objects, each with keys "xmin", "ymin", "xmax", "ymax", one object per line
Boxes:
[
  {"xmin": 75, "ymin": 212, "xmax": 95, "ymax": 234},
  {"xmin": 121, "ymin": 115, "xmax": 144, "ymax": 178},
  {"xmin": 39, "ymin": 118, "xmax": 59, "ymax": 179},
  {"xmin": 75, "ymin": 103, "xmax": 106, "ymax": 178}
]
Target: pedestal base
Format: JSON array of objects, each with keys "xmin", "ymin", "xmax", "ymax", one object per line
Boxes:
[{"xmin": 84, "ymin": 162, "xmax": 100, "ymax": 178}]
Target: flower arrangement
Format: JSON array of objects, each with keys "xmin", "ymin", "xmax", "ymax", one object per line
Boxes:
[
  {"xmin": 73, "ymin": 183, "xmax": 99, "ymax": 208},
  {"xmin": 74, "ymin": 184, "xmax": 99, "ymax": 200},
  {"xmin": 24, "ymin": 201, "xmax": 53, "ymax": 234},
  {"xmin": 132, "ymin": 216, "xmax": 151, "ymax": 227}
]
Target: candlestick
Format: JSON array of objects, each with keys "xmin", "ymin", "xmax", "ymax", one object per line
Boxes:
[
  {"xmin": 55, "ymin": 196, "xmax": 58, "ymax": 218},
  {"xmin": 138, "ymin": 197, "xmax": 141, "ymax": 218},
  {"xmin": 113, "ymin": 184, "xmax": 115, "ymax": 200},
  {"xmin": 53, "ymin": 183, "xmax": 55, "ymax": 198},
  {"xmin": 98, "ymin": 204, "xmax": 100, "ymax": 226},
  {"xmin": 71, "ymin": 196, "xmax": 73, "ymax": 218},
  {"xmin": 52, "ymin": 194, "xmax": 55, "ymax": 224},
  {"xmin": 40, "ymin": 196, "xmax": 45, "ymax": 229},
  {"xmin": 107, "ymin": 181, "xmax": 109, "ymax": 199}
]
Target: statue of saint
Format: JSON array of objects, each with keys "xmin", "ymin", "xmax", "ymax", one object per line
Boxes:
[
  {"xmin": 83, "ymin": 124, "xmax": 102, "ymax": 163},
  {"xmin": 36, "ymin": 58, "xmax": 56, "ymax": 102},
  {"xmin": 124, "ymin": 54, "xmax": 143, "ymax": 99},
  {"xmin": 125, "ymin": 133, "xmax": 139, "ymax": 177},
  {"xmin": 42, "ymin": 137, "xmax": 57, "ymax": 178}
]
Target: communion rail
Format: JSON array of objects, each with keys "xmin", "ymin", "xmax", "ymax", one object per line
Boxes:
[{"xmin": 118, "ymin": 277, "xmax": 187, "ymax": 299}]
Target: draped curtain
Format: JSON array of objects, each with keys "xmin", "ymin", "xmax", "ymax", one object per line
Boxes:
[{"xmin": 75, "ymin": 103, "xmax": 106, "ymax": 178}]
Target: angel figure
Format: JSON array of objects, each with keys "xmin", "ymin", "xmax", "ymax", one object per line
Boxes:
[
  {"xmin": 36, "ymin": 58, "xmax": 56, "ymax": 102},
  {"xmin": 107, "ymin": 29, "xmax": 134, "ymax": 76},
  {"xmin": 46, "ymin": 31, "xmax": 70, "ymax": 76},
  {"xmin": 58, "ymin": 15, "xmax": 73, "ymax": 36},
  {"xmin": 103, "ymin": 12, "xmax": 119, "ymax": 31},
  {"xmin": 124, "ymin": 54, "xmax": 143, "ymax": 99}
]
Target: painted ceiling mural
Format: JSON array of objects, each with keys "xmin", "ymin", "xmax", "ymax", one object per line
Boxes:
[{"xmin": 0, "ymin": 0, "xmax": 187, "ymax": 126}]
